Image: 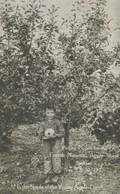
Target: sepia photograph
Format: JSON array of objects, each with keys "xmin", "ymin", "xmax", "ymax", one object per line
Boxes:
[{"xmin": 0, "ymin": 0, "xmax": 120, "ymax": 193}]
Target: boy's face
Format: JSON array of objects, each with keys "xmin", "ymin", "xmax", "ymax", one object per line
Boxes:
[{"xmin": 46, "ymin": 109, "xmax": 55, "ymax": 120}]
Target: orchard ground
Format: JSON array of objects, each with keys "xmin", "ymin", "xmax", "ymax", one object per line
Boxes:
[{"xmin": 0, "ymin": 124, "xmax": 120, "ymax": 194}]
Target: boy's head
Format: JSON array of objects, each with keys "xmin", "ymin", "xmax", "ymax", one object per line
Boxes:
[{"xmin": 45, "ymin": 105, "xmax": 56, "ymax": 120}]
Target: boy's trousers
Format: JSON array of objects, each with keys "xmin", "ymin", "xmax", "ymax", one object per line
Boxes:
[{"xmin": 43, "ymin": 139, "xmax": 62, "ymax": 174}]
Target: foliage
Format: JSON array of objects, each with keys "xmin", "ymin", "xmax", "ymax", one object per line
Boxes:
[
  {"xmin": 57, "ymin": 0, "xmax": 120, "ymax": 144},
  {"xmin": 0, "ymin": 0, "xmax": 120, "ymax": 147},
  {"xmin": 0, "ymin": 0, "xmax": 59, "ymax": 145}
]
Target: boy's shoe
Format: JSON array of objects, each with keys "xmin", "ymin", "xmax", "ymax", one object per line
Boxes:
[
  {"xmin": 45, "ymin": 176, "xmax": 51, "ymax": 184},
  {"xmin": 51, "ymin": 175, "xmax": 58, "ymax": 183}
]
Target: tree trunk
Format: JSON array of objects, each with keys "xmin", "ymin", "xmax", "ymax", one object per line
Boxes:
[
  {"xmin": 64, "ymin": 123, "xmax": 69, "ymax": 147},
  {"xmin": 63, "ymin": 123, "xmax": 70, "ymax": 170}
]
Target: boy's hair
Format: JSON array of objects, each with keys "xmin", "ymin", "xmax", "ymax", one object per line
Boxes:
[{"xmin": 44, "ymin": 103, "xmax": 56, "ymax": 112}]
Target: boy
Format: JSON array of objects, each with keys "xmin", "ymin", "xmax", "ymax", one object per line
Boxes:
[{"xmin": 39, "ymin": 105, "xmax": 65, "ymax": 183}]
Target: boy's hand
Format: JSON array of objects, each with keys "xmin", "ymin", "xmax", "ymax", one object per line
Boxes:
[
  {"xmin": 56, "ymin": 134, "xmax": 64, "ymax": 138},
  {"xmin": 42, "ymin": 136, "xmax": 49, "ymax": 140},
  {"xmin": 42, "ymin": 135, "xmax": 56, "ymax": 140}
]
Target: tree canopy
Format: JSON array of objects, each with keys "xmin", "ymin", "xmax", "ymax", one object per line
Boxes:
[{"xmin": 0, "ymin": 0, "xmax": 120, "ymax": 148}]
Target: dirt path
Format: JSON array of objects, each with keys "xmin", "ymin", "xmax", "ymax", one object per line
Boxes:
[{"xmin": 0, "ymin": 125, "xmax": 120, "ymax": 194}]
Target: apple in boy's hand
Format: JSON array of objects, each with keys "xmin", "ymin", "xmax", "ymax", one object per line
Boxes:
[{"xmin": 43, "ymin": 128, "xmax": 56, "ymax": 139}]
